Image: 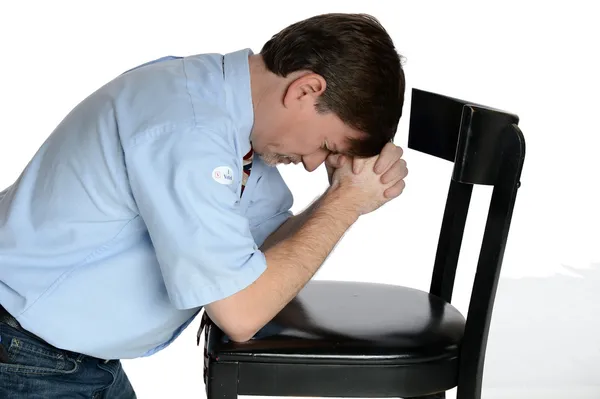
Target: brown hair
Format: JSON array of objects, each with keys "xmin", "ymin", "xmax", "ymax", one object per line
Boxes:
[{"xmin": 260, "ymin": 13, "xmax": 406, "ymax": 157}]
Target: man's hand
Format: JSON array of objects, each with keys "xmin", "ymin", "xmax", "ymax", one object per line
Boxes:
[
  {"xmin": 370, "ymin": 142, "xmax": 408, "ymax": 199},
  {"xmin": 326, "ymin": 142, "xmax": 408, "ymax": 199},
  {"xmin": 325, "ymin": 153, "xmax": 347, "ymax": 185},
  {"xmin": 330, "ymin": 154, "xmax": 399, "ymax": 216}
]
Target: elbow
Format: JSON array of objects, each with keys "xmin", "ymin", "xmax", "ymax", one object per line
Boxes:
[
  {"xmin": 222, "ymin": 320, "xmax": 259, "ymax": 343},
  {"xmin": 226, "ymin": 328, "xmax": 255, "ymax": 343},
  {"xmin": 205, "ymin": 305, "xmax": 260, "ymax": 343}
]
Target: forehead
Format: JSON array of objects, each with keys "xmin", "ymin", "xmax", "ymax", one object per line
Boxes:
[{"xmin": 322, "ymin": 118, "xmax": 364, "ymax": 153}]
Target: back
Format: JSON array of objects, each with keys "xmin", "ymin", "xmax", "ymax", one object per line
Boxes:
[{"xmin": 0, "ymin": 49, "xmax": 293, "ymax": 359}]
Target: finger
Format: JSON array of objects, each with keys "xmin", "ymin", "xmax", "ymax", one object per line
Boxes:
[
  {"xmin": 373, "ymin": 142, "xmax": 394, "ymax": 174},
  {"xmin": 374, "ymin": 144, "xmax": 404, "ymax": 174},
  {"xmin": 381, "ymin": 159, "xmax": 408, "ymax": 184},
  {"xmin": 334, "ymin": 154, "xmax": 349, "ymax": 169},
  {"xmin": 325, "ymin": 161, "xmax": 334, "ymax": 175},
  {"xmin": 384, "ymin": 179, "xmax": 406, "ymax": 199},
  {"xmin": 326, "ymin": 153, "xmax": 341, "ymax": 168},
  {"xmin": 353, "ymin": 157, "xmax": 366, "ymax": 174}
]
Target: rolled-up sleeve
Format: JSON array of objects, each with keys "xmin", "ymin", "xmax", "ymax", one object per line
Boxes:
[{"xmin": 123, "ymin": 124, "xmax": 266, "ymax": 309}]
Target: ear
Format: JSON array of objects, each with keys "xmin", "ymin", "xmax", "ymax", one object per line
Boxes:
[{"xmin": 282, "ymin": 73, "xmax": 326, "ymax": 109}]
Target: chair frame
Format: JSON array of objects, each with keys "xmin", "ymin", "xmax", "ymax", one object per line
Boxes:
[
  {"xmin": 202, "ymin": 88, "xmax": 526, "ymax": 399},
  {"xmin": 411, "ymin": 88, "xmax": 526, "ymax": 397}
]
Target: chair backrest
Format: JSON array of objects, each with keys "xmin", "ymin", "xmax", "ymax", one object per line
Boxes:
[{"xmin": 408, "ymin": 88, "xmax": 526, "ymax": 395}]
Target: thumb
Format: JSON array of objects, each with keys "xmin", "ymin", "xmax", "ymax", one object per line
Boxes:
[
  {"xmin": 352, "ymin": 157, "xmax": 366, "ymax": 174},
  {"xmin": 326, "ymin": 153, "xmax": 345, "ymax": 168}
]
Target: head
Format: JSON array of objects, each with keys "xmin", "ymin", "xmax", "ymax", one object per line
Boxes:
[{"xmin": 248, "ymin": 13, "xmax": 406, "ymax": 171}]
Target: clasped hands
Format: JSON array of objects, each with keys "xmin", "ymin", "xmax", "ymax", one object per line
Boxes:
[{"xmin": 325, "ymin": 142, "xmax": 408, "ymax": 199}]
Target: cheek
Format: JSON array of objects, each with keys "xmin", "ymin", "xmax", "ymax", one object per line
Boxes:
[{"xmin": 283, "ymin": 128, "xmax": 321, "ymax": 154}]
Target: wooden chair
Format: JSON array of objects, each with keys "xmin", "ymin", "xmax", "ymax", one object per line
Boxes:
[{"xmin": 200, "ymin": 88, "xmax": 526, "ymax": 399}]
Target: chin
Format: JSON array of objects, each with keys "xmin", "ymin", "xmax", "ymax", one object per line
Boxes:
[{"xmin": 256, "ymin": 152, "xmax": 280, "ymax": 167}]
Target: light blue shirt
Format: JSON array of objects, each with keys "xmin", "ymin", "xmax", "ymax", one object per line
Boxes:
[{"xmin": 0, "ymin": 49, "xmax": 293, "ymax": 359}]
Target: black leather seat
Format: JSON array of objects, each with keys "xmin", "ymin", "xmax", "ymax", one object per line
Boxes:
[
  {"xmin": 202, "ymin": 88, "xmax": 526, "ymax": 399},
  {"xmin": 215, "ymin": 281, "xmax": 464, "ymax": 362},
  {"xmin": 207, "ymin": 281, "xmax": 465, "ymax": 396}
]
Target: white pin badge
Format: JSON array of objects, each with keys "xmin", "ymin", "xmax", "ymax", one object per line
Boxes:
[{"xmin": 212, "ymin": 166, "xmax": 234, "ymax": 185}]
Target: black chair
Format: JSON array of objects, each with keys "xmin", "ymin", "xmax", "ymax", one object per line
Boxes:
[{"xmin": 200, "ymin": 88, "xmax": 526, "ymax": 399}]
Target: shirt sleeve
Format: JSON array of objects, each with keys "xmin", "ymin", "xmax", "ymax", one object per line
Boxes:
[{"xmin": 123, "ymin": 124, "xmax": 267, "ymax": 310}]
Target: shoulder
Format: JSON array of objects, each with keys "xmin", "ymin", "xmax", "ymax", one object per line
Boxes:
[
  {"xmin": 110, "ymin": 53, "xmax": 232, "ymax": 147},
  {"xmin": 123, "ymin": 120, "xmax": 244, "ymax": 195},
  {"xmin": 125, "ymin": 120, "xmax": 237, "ymax": 161}
]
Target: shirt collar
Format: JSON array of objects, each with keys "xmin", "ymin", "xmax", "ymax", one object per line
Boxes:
[{"xmin": 223, "ymin": 48, "xmax": 254, "ymax": 155}]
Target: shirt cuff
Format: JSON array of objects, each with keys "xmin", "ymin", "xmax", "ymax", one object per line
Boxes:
[
  {"xmin": 169, "ymin": 250, "xmax": 267, "ymax": 310},
  {"xmin": 250, "ymin": 211, "xmax": 293, "ymax": 248}
]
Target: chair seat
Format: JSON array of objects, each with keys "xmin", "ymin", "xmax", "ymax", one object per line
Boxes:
[{"xmin": 210, "ymin": 280, "xmax": 465, "ymax": 365}]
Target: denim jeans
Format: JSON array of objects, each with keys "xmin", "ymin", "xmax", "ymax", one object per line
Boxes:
[{"xmin": 0, "ymin": 320, "xmax": 136, "ymax": 398}]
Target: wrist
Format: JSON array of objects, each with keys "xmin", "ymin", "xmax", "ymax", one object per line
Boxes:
[{"xmin": 321, "ymin": 184, "xmax": 361, "ymax": 225}]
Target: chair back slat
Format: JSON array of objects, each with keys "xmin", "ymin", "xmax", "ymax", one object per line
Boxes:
[
  {"xmin": 408, "ymin": 88, "xmax": 465, "ymax": 162},
  {"xmin": 429, "ymin": 180, "xmax": 473, "ymax": 302},
  {"xmin": 458, "ymin": 124, "xmax": 525, "ymax": 396},
  {"xmin": 408, "ymin": 88, "xmax": 526, "ymax": 398},
  {"xmin": 452, "ymin": 106, "xmax": 519, "ymax": 185}
]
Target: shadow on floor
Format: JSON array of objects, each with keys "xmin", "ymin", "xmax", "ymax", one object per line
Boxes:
[{"xmin": 482, "ymin": 262, "xmax": 600, "ymax": 396}]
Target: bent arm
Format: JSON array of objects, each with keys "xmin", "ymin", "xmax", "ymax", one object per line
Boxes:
[
  {"xmin": 204, "ymin": 187, "xmax": 357, "ymax": 342},
  {"xmin": 259, "ymin": 194, "xmax": 325, "ymax": 252}
]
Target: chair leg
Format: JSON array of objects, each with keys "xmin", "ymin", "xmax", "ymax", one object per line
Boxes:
[
  {"xmin": 405, "ymin": 393, "xmax": 445, "ymax": 399},
  {"xmin": 456, "ymin": 372, "xmax": 482, "ymax": 399},
  {"xmin": 206, "ymin": 362, "xmax": 238, "ymax": 399}
]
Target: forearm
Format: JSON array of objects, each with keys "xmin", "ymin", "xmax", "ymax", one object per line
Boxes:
[
  {"xmin": 205, "ymin": 186, "xmax": 357, "ymax": 342},
  {"xmin": 260, "ymin": 193, "xmax": 325, "ymax": 252}
]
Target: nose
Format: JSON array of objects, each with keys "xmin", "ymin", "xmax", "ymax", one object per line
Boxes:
[{"xmin": 301, "ymin": 149, "xmax": 329, "ymax": 172}]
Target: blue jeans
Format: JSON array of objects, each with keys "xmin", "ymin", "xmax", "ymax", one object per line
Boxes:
[{"xmin": 0, "ymin": 320, "xmax": 136, "ymax": 398}]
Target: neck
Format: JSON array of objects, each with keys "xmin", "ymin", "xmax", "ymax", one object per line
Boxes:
[
  {"xmin": 249, "ymin": 55, "xmax": 269, "ymax": 111},
  {"xmin": 248, "ymin": 55, "xmax": 283, "ymax": 143}
]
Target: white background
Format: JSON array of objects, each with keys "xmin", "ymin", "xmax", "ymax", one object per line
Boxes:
[{"xmin": 1, "ymin": 1, "xmax": 599, "ymax": 398}]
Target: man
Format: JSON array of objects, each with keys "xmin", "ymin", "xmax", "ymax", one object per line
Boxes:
[{"xmin": 0, "ymin": 12, "xmax": 408, "ymax": 398}]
